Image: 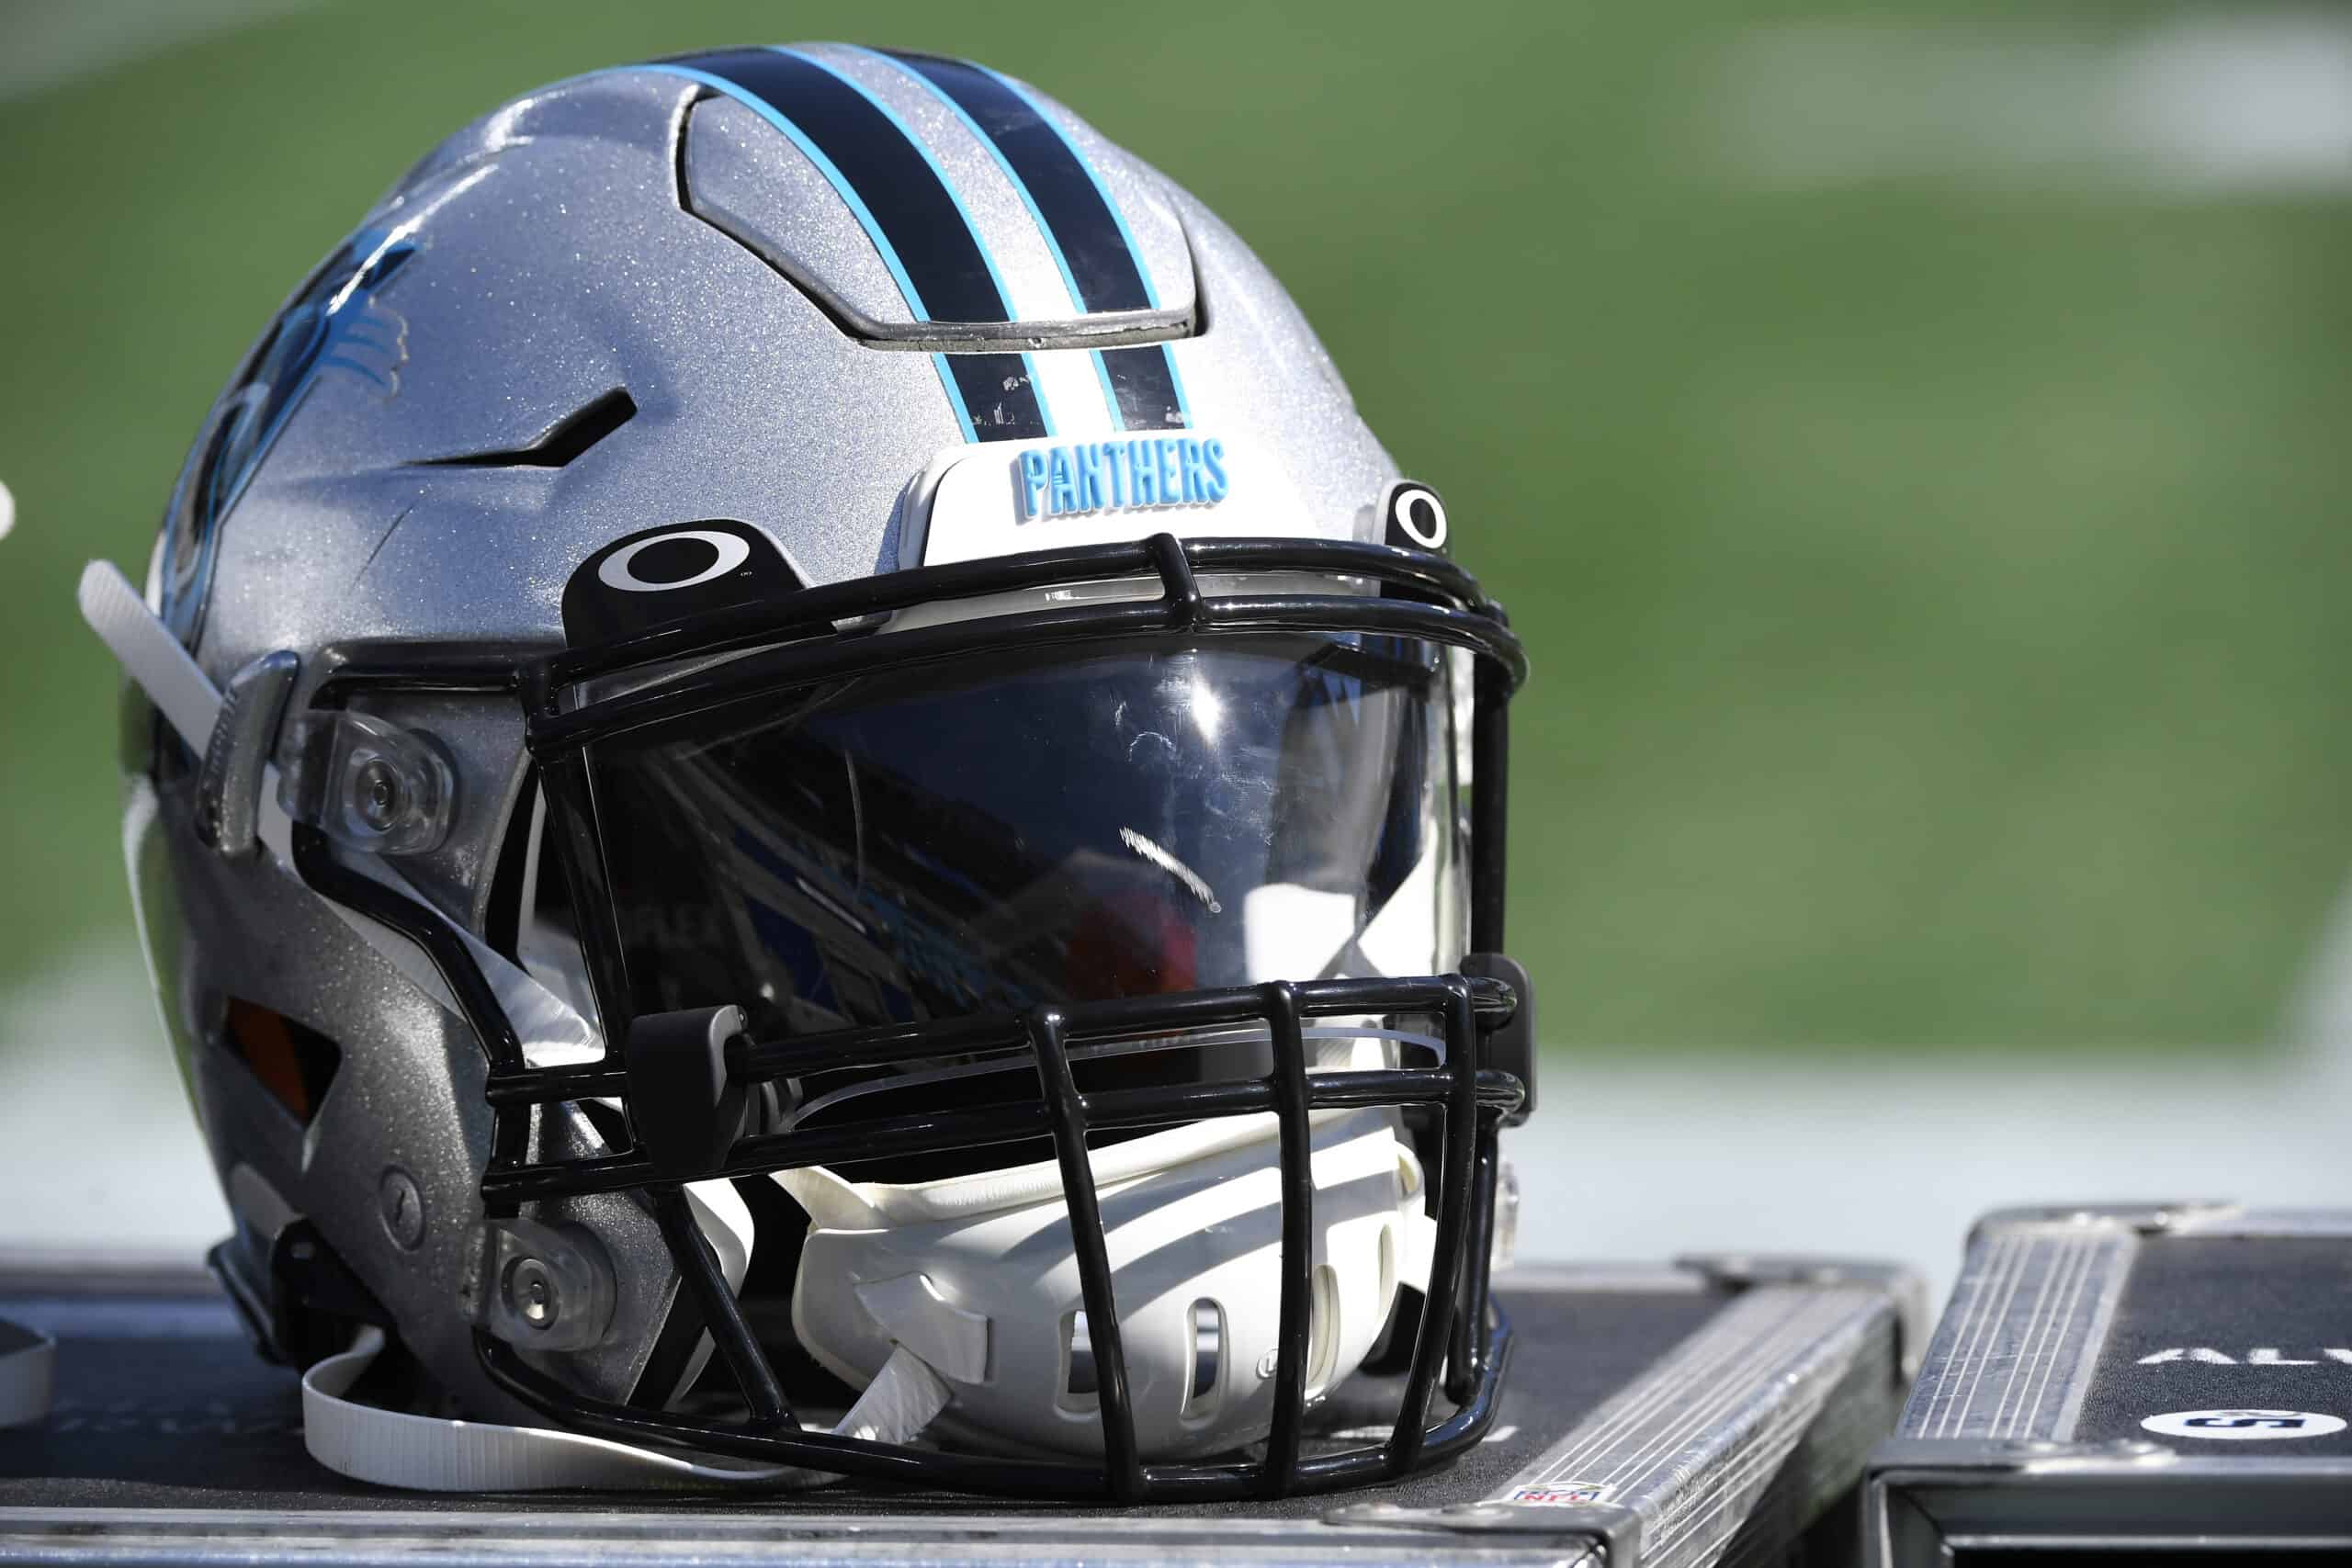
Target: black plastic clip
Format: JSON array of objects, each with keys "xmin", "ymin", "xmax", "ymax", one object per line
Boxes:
[
  {"xmin": 195, "ymin": 649, "xmax": 298, "ymax": 857},
  {"xmin": 1461, "ymin": 953, "xmax": 1535, "ymax": 1126},
  {"xmin": 623, "ymin": 1006, "xmax": 750, "ymax": 1179}
]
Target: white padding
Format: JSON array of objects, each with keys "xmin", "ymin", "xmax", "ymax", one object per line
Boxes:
[
  {"xmin": 0, "ymin": 1324, "xmax": 54, "ymax": 1430},
  {"xmin": 784, "ymin": 1107, "xmax": 1427, "ymax": 1460},
  {"xmin": 301, "ymin": 1327, "xmax": 948, "ymax": 1492},
  {"xmin": 854, "ymin": 1274, "xmax": 990, "ymax": 1384}
]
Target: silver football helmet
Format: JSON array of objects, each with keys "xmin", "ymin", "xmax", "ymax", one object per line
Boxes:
[{"xmin": 88, "ymin": 44, "xmax": 1533, "ymax": 1501}]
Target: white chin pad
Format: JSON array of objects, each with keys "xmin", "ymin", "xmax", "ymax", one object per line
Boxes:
[{"xmin": 778, "ymin": 1108, "xmax": 1427, "ymax": 1461}]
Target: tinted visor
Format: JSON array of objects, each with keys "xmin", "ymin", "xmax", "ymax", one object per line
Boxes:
[{"xmin": 585, "ymin": 632, "xmax": 1465, "ymax": 1041}]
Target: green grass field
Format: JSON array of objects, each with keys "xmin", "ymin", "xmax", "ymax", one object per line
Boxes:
[{"xmin": 3, "ymin": 0, "xmax": 2348, "ymax": 1048}]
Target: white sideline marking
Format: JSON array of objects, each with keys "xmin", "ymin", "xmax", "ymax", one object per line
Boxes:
[
  {"xmin": 1, "ymin": 0, "xmax": 322, "ymax": 105},
  {"xmin": 1710, "ymin": 9, "xmax": 2352, "ymax": 196}
]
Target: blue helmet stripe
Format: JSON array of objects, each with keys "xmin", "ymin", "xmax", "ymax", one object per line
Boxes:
[
  {"xmin": 877, "ymin": 50, "xmax": 1191, "ymax": 432},
  {"xmin": 646, "ymin": 50, "xmax": 1051, "ymax": 442}
]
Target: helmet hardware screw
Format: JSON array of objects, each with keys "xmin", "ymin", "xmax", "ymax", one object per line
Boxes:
[
  {"xmin": 354, "ymin": 757, "xmax": 406, "ymax": 831},
  {"xmin": 378, "ymin": 1167, "xmax": 425, "ymax": 1251},
  {"xmin": 503, "ymin": 1256, "xmax": 560, "ymax": 1330}
]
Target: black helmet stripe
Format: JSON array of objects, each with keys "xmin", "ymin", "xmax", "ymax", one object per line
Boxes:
[
  {"xmin": 874, "ymin": 49, "xmax": 1192, "ymax": 433},
  {"xmin": 651, "ymin": 47, "xmax": 1050, "ymax": 443}
]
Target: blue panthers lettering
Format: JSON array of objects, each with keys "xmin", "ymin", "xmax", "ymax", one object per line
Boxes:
[{"xmin": 1016, "ymin": 435, "xmax": 1230, "ymax": 520}]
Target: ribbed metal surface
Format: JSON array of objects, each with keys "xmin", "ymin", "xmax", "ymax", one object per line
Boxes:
[
  {"xmin": 1716, "ymin": 1312, "xmax": 1897, "ymax": 1568},
  {"xmin": 1497, "ymin": 1282, "xmax": 1895, "ymax": 1568},
  {"xmin": 1894, "ymin": 1220, "xmax": 2135, "ymax": 1443}
]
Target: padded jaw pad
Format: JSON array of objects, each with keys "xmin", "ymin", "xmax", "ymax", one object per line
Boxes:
[{"xmin": 780, "ymin": 1108, "xmax": 1427, "ymax": 1460}]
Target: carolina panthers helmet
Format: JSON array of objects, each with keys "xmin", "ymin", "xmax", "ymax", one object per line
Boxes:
[{"xmin": 86, "ymin": 44, "xmax": 1533, "ymax": 1501}]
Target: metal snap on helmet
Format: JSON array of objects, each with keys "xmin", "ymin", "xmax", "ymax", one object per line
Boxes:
[{"xmin": 87, "ymin": 42, "xmax": 1534, "ymax": 1503}]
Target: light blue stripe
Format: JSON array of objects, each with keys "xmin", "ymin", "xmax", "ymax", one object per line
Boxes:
[
  {"xmin": 844, "ymin": 45, "xmax": 1098, "ymax": 434},
  {"xmin": 776, "ymin": 47, "xmax": 1057, "ymax": 438},
  {"xmin": 640, "ymin": 62, "xmax": 934, "ymax": 319},
  {"xmin": 636, "ymin": 61, "xmax": 978, "ymax": 443},
  {"xmin": 975, "ymin": 62, "xmax": 1166, "ymax": 311},
  {"xmin": 1091, "ymin": 352, "xmax": 1127, "ymax": 433},
  {"xmin": 770, "ymin": 47, "xmax": 1033, "ymax": 330},
  {"xmin": 840, "ymin": 45, "xmax": 1086, "ymax": 317},
  {"xmin": 1152, "ymin": 340, "xmax": 1193, "ymax": 428},
  {"xmin": 1016, "ymin": 351, "xmax": 1056, "ymax": 437},
  {"xmin": 974, "ymin": 62, "xmax": 1189, "ymax": 424},
  {"xmin": 771, "ymin": 47, "xmax": 1056, "ymax": 439}
]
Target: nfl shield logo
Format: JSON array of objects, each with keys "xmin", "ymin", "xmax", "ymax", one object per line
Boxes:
[{"xmin": 1510, "ymin": 1482, "xmax": 1614, "ymax": 1506}]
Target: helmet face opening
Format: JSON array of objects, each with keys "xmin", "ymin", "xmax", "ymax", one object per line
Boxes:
[{"xmin": 585, "ymin": 630, "xmax": 1465, "ymax": 1134}]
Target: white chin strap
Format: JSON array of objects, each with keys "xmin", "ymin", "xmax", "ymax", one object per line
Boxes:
[
  {"xmin": 0, "ymin": 1320, "xmax": 54, "ymax": 1431},
  {"xmin": 301, "ymin": 1328, "xmax": 951, "ymax": 1492}
]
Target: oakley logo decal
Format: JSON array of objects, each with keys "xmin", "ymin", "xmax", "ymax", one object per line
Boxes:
[
  {"xmin": 1382, "ymin": 481, "xmax": 1449, "ymax": 552},
  {"xmin": 596, "ymin": 529, "xmax": 753, "ymax": 593},
  {"xmin": 561, "ymin": 518, "xmax": 802, "ymax": 647}
]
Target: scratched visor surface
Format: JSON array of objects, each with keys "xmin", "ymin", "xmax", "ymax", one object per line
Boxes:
[{"xmin": 581, "ymin": 632, "xmax": 1465, "ymax": 1086}]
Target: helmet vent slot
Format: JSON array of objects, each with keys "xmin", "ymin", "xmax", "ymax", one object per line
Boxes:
[
  {"xmin": 1059, "ymin": 1309, "xmax": 1099, "ymax": 1412},
  {"xmin": 411, "ymin": 389, "xmax": 637, "ymax": 469},
  {"xmin": 1306, "ymin": 1265, "xmax": 1340, "ymax": 1398},
  {"xmin": 220, "ymin": 998, "xmax": 343, "ymax": 1126},
  {"xmin": 1183, "ymin": 1299, "xmax": 1223, "ymax": 1418}
]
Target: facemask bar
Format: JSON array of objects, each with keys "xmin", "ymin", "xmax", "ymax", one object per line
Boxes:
[
  {"xmin": 477, "ymin": 976, "xmax": 1521, "ymax": 1501},
  {"xmin": 283, "ymin": 531, "xmax": 1530, "ymax": 1502}
]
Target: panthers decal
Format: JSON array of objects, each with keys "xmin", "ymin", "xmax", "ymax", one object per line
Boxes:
[{"xmin": 159, "ymin": 230, "xmax": 415, "ymax": 645}]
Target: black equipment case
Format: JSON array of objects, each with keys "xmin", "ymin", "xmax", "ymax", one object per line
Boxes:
[
  {"xmin": 1866, "ymin": 1203, "xmax": 2352, "ymax": 1563},
  {"xmin": 0, "ymin": 1254, "xmax": 1919, "ymax": 1567}
]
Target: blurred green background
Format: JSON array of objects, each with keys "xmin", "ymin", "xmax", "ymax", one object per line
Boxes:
[{"xmin": 3, "ymin": 0, "xmax": 2348, "ymax": 1052}]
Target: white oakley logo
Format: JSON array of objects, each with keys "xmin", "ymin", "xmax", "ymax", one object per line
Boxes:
[
  {"xmin": 1390, "ymin": 485, "xmax": 1447, "ymax": 550},
  {"xmin": 596, "ymin": 529, "xmax": 752, "ymax": 593}
]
